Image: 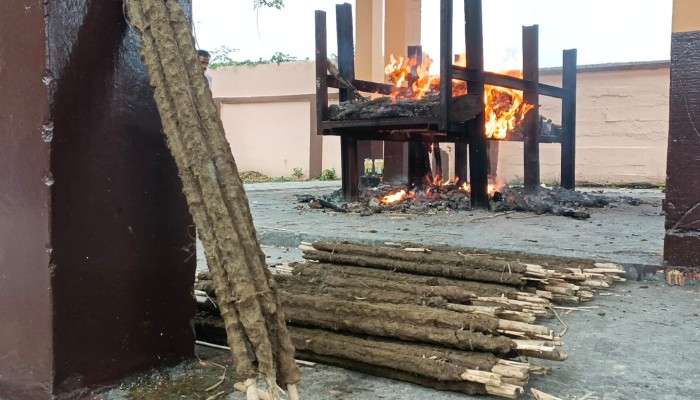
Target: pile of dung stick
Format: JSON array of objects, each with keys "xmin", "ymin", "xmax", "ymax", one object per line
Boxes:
[
  {"xmin": 124, "ymin": 1, "xmax": 299, "ymax": 398},
  {"xmin": 195, "ymin": 240, "xmax": 626, "ymax": 399}
]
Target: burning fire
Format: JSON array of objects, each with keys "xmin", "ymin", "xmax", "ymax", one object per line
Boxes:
[
  {"xmin": 384, "ymin": 53, "xmax": 534, "ymax": 140},
  {"xmin": 380, "ymin": 176, "xmax": 502, "ymax": 206},
  {"xmin": 484, "ymin": 70, "xmax": 535, "ymax": 140},
  {"xmin": 384, "ymin": 54, "xmax": 437, "ymax": 100},
  {"xmin": 381, "ymin": 189, "xmax": 411, "ymax": 205},
  {"xmin": 460, "ymin": 182, "xmax": 499, "ymax": 197}
]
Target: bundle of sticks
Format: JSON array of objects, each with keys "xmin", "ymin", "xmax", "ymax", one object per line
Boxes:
[
  {"xmin": 124, "ymin": 1, "xmax": 299, "ymax": 398},
  {"xmin": 196, "ymin": 240, "xmax": 626, "ymax": 398}
]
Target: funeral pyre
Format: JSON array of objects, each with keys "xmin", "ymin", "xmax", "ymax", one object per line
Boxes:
[
  {"xmin": 328, "ymin": 53, "xmax": 536, "ymax": 141},
  {"xmin": 194, "ymin": 240, "xmax": 628, "ymax": 399}
]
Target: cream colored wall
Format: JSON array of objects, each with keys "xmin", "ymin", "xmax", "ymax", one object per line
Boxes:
[
  {"xmin": 673, "ymin": 0, "xmax": 700, "ymax": 33},
  {"xmin": 211, "ymin": 61, "xmax": 670, "ymax": 185},
  {"xmin": 209, "ymin": 62, "xmax": 315, "ymax": 97},
  {"xmin": 220, "ymin": 101, "xmax": 311, "ymax": 178},
  {"xmin": 211, "ymin": 61, "xmax": 341, "ymax": 178},
  {"xmin": 497, "ymin": 66, "xmax": 670, "ymax": 185}
]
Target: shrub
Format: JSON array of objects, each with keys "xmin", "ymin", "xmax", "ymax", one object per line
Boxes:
[{"xmin": 319, "ymin": 168, "xmax": 338, "ymax": 181}]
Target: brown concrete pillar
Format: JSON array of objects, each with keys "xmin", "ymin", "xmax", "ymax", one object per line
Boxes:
[
  {"xmin": 664, "ymin": 0, "xmax": 700, "ymax": 267},
  {"xmin": 0, "ymin": 2, "xmax": 195, "ymax": 399}
]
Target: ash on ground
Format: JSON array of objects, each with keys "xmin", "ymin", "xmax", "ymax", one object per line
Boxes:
[{"xmin": 296, "ymin": 184, "xmax": 643, "ymax": 219}]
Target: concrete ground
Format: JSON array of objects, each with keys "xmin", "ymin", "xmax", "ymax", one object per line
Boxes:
[
  {"xmin": 109, "ymin": 181, "xmax": 698, "ymax": 400},
  {"xmin": 100, "ymin": 280, "xmax": 700, "ymax": 400},
  {"xmin": 246, "ymin": 181, "xmax": 666, "ymax": 267}
]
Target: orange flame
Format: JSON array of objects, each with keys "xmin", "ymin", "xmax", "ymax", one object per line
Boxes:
[
  {"xmin": 384, "ymin": 54, "xmax": 436, "ymax": 101},
  {"xmin": 460, "ymin": 182, "xmax": 500, "ymax": 196},
  {"xmin": 384, "ymin": 52, "xmax": 534, "ymax": 139},
  {"xmin": 381, "ymin": 189, "xmax": 410, "ymax": 204},
  {"xmin": 484, "ymin": 70, "xmax": 535, "ymax": 140}
]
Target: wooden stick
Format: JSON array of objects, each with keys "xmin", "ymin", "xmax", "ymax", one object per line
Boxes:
[
  {"xmin": 485, "ymin": 383, "xmax": 524, "ymax": 400},
  {"xmin": 531, "ymin": 387, "xmax": 563, "ymax": 400},
  {"xmin": 461, "ymin": 370, "xmax": 502, "ymax": 386},
  {"xmin": 241, "ymin": 379, "xmax": 261, "ymax": 400},
  {"xmin": 287, "ymin": 384, "xmax": 300, "ymax": 400},
  {"xmin": 498, "ymin": 319, "xmax": 553, "ymax": 338}
]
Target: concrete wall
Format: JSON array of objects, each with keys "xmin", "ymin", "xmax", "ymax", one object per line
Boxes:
[
  {"xmin": 210, "ymin": 62, "xmax": 341, "ymax": 178},
  {"xmin": 211, "ymin": 61, "xmax": 670, "ymax": 185},
  {"xmin": 498, "ymin": 64, "xmax": 670, "ymax": 185}
]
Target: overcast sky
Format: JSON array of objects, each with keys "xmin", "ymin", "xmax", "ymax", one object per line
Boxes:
[{"xmin": 193, "ymin": 0, "xmax": 672, "ymax": 70}]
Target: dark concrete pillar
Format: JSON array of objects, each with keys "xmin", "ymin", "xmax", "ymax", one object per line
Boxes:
[
  {"xmin": 383, "ymin": 142, "xmax": 409, "ymax": 184},
  {"xmin": 0, "ymin": 1, "xmax": 195, "ymax": 399},
  {"xmin": 664, "ymin": 1, "xmax": 700, "ymax": 268}
]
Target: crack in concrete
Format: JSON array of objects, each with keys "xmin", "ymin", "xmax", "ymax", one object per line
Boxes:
[
  {"xmin": 682, "ymin": 94, "xmax": 700, "ymax": 143},
  {"xmin": 672, "ymin": 200, "xmax": 700, "ymax": 231}
]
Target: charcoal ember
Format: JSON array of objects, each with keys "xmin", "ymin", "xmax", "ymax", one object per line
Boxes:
[
  {"xmin": 296, "ymin": 194, "xmax": 316, "ymax": 203},
  {"xmin": 623, "ymin": 197, "xmax": 641, "ymax": 206},
  {"xmin": 549, "ymin": 187, "xmax": 608, "ymax": 207},
  {"xmin": 329, "ymin": 96, "xmax": 437, "ymax": 120},
  {"xmin": 308, "ymin": 199, "xmax": 323, "ymax": 209},
  {"xmin": 551, "ymin": 205, "xmax": 590, "ymax": 219},
  {"xmin": 492, "ymin": 191, "xmax": 503, "ymax": 203},
  {"xmin": 368, "ymin": 197, "xmax": 382, "ymax": 212},
  {"xmin": 457, "ymin": 198, "xmax": 471, "ymax": 211},
  {"xmin": 359, "ymin": 209, "xmax": 374, "ymax": 217},
  {"xmin": 345, "ymin": 202, "xmax": 367, "ymax": 213}
]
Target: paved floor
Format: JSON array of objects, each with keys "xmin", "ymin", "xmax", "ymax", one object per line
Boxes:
[
  {"xmin": 248, "ymin": 181, "xmax": 665, "ymax": 266},
  {"xmin": 129, "ymin": 182, "xmax": 699, "ymax": 400},
  {"xmin": 101, "ymin": 280, "xmax": 700, "ymax": 400}
]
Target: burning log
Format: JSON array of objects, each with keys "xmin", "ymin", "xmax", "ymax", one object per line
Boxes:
[{"xmin": 328, "ymin": 94, "xmax": 481, "ymax": 123}]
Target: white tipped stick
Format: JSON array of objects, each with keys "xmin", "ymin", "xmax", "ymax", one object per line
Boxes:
[
  {"xmin": 492, "ymin": 363, "xmax": 529, "ymax": 380},
  {"xmin": 594, "ymin": 262, "xmax": 623, "ymax": 270},
  {"xmin": 485, "ymin": 383, "xmax": 523, "ymax": 399},
  {"xmin": 235, "ymin": 379, "xmax": 261, "ymax": 400},
  {"xmin": 498, "ymin": 319, "xmax": 553, "ymax": 337},
  {"xmin": 403, "ymin": 247, "xmax": 431, "ymax": 253},
  {"xmin": 298, "ymin": 244, "xmax": 315, "ymax": 252},
  {"xmin": 531, "ymin": 388, "xmax": 563, "ymax": 400},
  {"xmin": 287, "ymin": 384, "xmax": 300, "ymax": 400},
  {"xmin": 460, "ymin": 369, "xmax": 502, "ymax": 386}
]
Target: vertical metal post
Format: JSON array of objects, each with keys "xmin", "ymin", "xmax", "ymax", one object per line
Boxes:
[
  {"xmin": 439, "ymin": 0, "xmax": 453, "ymax": 132},
  {"xmin": 407, "ymin": 45, "xmax": 432, "ymax": 187},
  {"xmin": 465, "ymin": 0, "xmax": 489, "ymax": 208},
  {"xmin": 523, "ymin": 25, "xmax": 540, "ymax": 192},
  {"xmin": 336, "ymin": 3, "xmax": 360, "ymax": 200},
  {"xmin": 315, "ymin": 11, "xmax": 328, "ymax": 132},
  {"xmin": 561, "ymin": 49, "xmax": 577, "ymax": 189}
]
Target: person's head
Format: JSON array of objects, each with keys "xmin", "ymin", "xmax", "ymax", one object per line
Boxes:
[{"xmin": 197, "ymin": 50, "xmax": 211, "ymax": 69}]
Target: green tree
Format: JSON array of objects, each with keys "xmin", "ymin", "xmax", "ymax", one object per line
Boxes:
[{"xmin": 254, "ymin": 0, "xmax": 284, "ymax": 9}]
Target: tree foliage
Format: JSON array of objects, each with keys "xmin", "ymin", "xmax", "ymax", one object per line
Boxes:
[
  {"xmin": 254, "ymin": 0, "xmax": 284, "ymax": 9},
  {"xmin": 209, "ymin": 47, "xmax": 299, "ymax": 69}
]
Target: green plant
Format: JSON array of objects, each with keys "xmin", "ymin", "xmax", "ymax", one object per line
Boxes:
[
  {"xmin": 209, "ymin": 50, "xmax": 299, "ymax": 69},
  {"xmin": 254, "ymin": 0, "xmax": 284, "ymax": 9},
  {"xmin": 291, "ymin": 168, "xmax": 304, "ymax": 180},
  {"xmin": 319, "ymin": 168, "xmax": 338, "ymax": 181}
]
